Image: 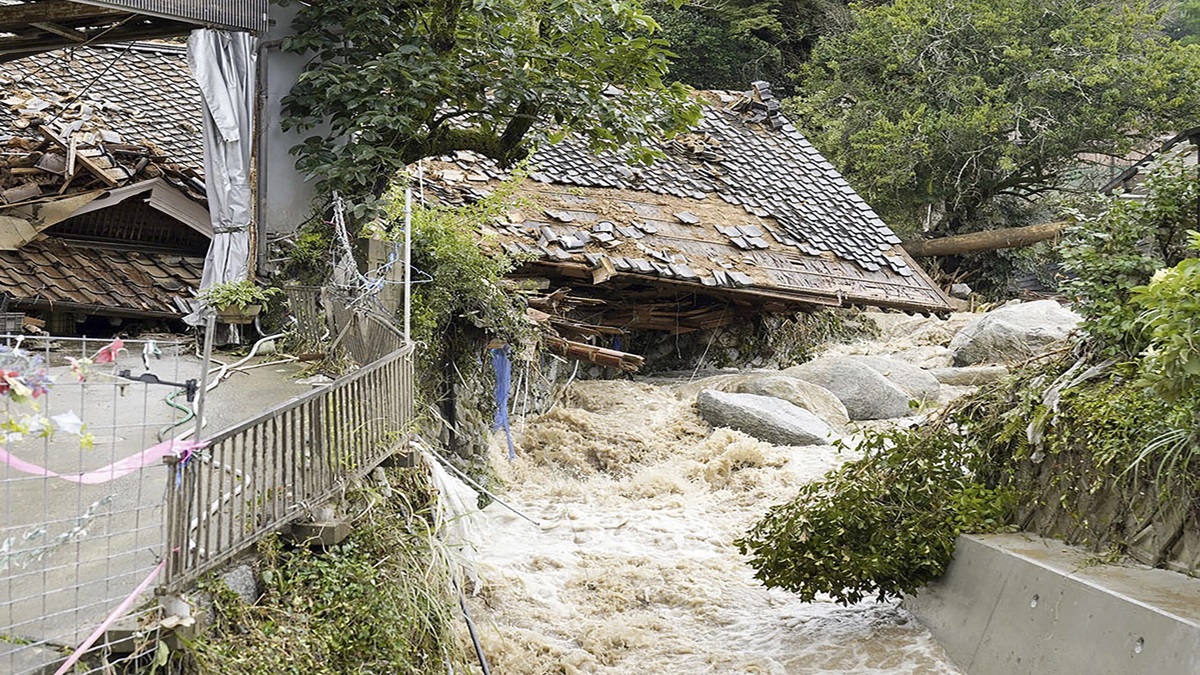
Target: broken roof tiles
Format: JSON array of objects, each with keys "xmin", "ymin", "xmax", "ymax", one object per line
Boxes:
[
  {"xmin": 0, "ymin": 44, "xmax": 204, "ymax": 177},
  {"xmin": 426, "ymin": 85, "xmax": 952, "ymax": 313},
  {"xmin": 0, "ymin": 238, "xmax": 203, "ymax": 317}
]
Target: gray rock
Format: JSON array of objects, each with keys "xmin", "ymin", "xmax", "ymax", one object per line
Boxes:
[
  {"xmin": 783, "ymin": 357, "xmax": 916, "ymax": 420},
  {"xmin": 949, "ymin": 300, "xmax": 1080, "ymax": 366},
  {"xmin": 846, "ymin": 355, "xmax": 941, "ymax": 404},
  {"xmin": 220, "ymin": 564, "xmax": 259, "ymax": 605},
  {"xmin": 696, "ymin": 389, "xmax": 836, "ymax": 446},
  {"xmin": 929, "ymin": 365, "xmax": 1009, "ymax": 386},
  {"xmin": 950, "ymin": 283, "xmax": 973, "ymax": 299},
  {"xmin": 729, "ymin": 375, "xmax": 851, "ymax": 430}
]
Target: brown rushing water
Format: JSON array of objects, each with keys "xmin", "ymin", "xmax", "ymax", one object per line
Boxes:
[{"xmin": 446, "ymin": 378, "xmax": 962, "ymax": 674}]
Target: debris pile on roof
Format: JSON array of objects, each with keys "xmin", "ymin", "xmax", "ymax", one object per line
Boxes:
[
  {"xmin": 420, "ymin": 82, "xmax": 952, "ymax": 347},
  {"xmin": 0, "ymin": 44, "xmax": 209, "ymax": 322}
]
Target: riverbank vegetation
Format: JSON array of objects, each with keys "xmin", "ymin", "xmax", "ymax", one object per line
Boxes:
[
  {"xmin": 184, "ymin": 468, "xmax": 468, "ymax": 673},
  {"xmin": 739, "ymin": 161, "xmax": 1200, "ymax": 602}
]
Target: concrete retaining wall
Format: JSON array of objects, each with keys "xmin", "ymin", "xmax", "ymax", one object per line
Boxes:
[{"xmin": 904, "ymin": 533, "xmax": 1200, "ymax": 675}]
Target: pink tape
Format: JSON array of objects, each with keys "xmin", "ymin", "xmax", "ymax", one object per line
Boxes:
[
  {"xmin": 54, "ymin": 557, "xmax": 166, "ymax": 675},
  {"xmin": 0, "ymin": 439, "xmax": 203, "ymax": 485}
]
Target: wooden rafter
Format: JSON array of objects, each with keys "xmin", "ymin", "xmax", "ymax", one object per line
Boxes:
[{"xmin": 0, "ymin": 1, "xmax": 193, "ymax": 62}]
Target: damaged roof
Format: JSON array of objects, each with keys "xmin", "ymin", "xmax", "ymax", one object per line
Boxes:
[
  {"xmin": 0, "ymin": 42, "xmax": 208, "ymax": 320},
  {"xmin": 0, "ymin": 42, "xmax": 204, "ymax": 175},
  {"xmin": 426, "ymin": 82, "xmax": 952, "ymax": 321},
  {"xmin": 0, "ymin": 237, "xmax": 202, "ymax": 318}
]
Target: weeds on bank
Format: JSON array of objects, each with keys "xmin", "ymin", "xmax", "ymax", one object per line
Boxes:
[{"xmin": 184, "ymin": 468, "xmax": 468, "ymax": 674}]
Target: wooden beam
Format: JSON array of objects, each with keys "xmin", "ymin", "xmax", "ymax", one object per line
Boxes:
[
  {"xmin": 902, "ymin": 221, "xmax": 1068, "ymax": 258},
  {"xmin": 29, "ymin": 21, "xmax": 88, "ymax": 42},
  {"xmin": 40, "ymin": 127, "xmax": 119, "ymax": 187},
  {"xmin": 0, "ymin": 20, "xmax": 191, "ymax": 61}
]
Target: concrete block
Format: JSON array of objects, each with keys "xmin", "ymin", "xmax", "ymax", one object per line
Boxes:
[
  {"xmin": 905, "ymin": 533, "xmax": 1200, "ymax": 675},
  {"xmin": 289, "ymin": 520, "xmax": 351, "ymax": 547}
]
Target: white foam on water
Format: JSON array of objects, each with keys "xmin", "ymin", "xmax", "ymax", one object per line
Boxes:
[{"xmin": 459, "ymin": 379, "xmax": 962, "ymax": 674}]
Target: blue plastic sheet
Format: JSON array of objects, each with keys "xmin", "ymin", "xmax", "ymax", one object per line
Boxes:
[{"xmin": 490, "ymin": 346, "xmax": 516, "ymax": 460}]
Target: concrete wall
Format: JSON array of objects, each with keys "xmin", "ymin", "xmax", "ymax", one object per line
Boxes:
[
  {"xmin": 905, "ymin": 533, "xmax": 1200, "ymax": 675},
  {"xmin": 256, "ymin": 1, "xmax": 323, "ymax": 266}
]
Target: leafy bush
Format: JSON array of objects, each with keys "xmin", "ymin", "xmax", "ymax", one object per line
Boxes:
[
  {"xmin": 1133, "ymin": 230, "xmax": 1200, "ymax": 404},
  {"xmin": 736, "ymin": 425, "xmax": 1014, "ymax": 605},
  {"xmin": 1060, "ymin": 160, "xmax": 1199, "ymax": 358},
  {"xmin": 381, "ymin": 180, "xmax": 535, "ymax": 370}
]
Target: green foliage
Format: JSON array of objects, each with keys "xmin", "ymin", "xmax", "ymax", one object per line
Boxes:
[
  {"xmin": 791, "ymin": 0, "xmax": 1200, "ymax": 235},
  {"xmin": 198, "ymin": 281, "xmax": 282, "ymax": 311},
  {"xmin": 381, "ymin": 181, "xmax": 535, "ymax": 371},
  {"xmin": 652, "ymin": 0, "xmax": 851, "ymax": 92},
  {"xmin": 187, "ymin": 471, "xmax": 467, "ymax": 674},
  {"xmin": 736, "ymin": 424, "xmax": 1014, "ymax": 605},
  {"xmin": 280, "ymin": 0, "xmax": 701, "ymax": 204},
  {"xmin": 1060, "ymin": 160, "xmax": 1199, "ymax": 358},
  {"xmin": 1133, "ymin": 230, "xmax": 1200, "ymax": 404},
  {"xmin": 654, "ymin": 4, "xmax": 784, "ymax": 90}
]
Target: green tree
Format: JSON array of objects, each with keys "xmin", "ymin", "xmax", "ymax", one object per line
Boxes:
[
  {"xmin": 790, "ymin": 0, "xmax": 1200, "ymax": 236},
  {"xmin": 280, "ymin": 0, "xmax": 701, "ymax": 207},
  {"xmin": 652, "ymin": 0, "xmax": 857, "ymax": 92}
]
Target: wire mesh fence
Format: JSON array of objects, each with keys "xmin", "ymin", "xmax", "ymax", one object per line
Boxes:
[
  {"xmin": 0, "ymin": 333, "xmax": 196, "ymax": 674},
  {"xmin": 0, "ymin": 312, "xmax": 414, "ymax": 673}
]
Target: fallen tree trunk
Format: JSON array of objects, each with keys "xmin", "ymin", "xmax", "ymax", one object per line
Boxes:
[{"xmin": 902, "ymin": 221, "xmax": 1067, "ymax": 258}]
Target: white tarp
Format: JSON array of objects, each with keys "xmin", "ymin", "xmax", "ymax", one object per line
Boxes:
[{"xmin": 185, "ymin": 28, "xmax": 257, "ymax": 326}]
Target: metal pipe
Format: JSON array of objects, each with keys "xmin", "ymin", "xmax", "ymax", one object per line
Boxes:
[{"xmin": 404, "ymin": 185, "xmax": 413, "ymax": 344}]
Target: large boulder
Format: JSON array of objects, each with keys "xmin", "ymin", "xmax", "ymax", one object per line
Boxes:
[
  {"xmin": 696, "ymin": 390, "xmax": 837, "ymax": 446},
  {"xmin": 844, "ymin": 355, "xmax": 941, "ymax": 404},
  {"xmin": 783, "ymin": 357, "xmax": 915, "ymax": 420},
  {"xmin": 949, "ymin": 300, "xmax": 1080, "ymax": 366},
  {"xmin": 727, "ymin": 375, "xmax": 850, "ymax": 429},
  {"xmin": 675, "ymin": 373, "xmax": 850, "ymax": 428}
]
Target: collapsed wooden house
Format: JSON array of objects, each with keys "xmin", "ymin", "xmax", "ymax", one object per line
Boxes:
[
  {"xmin": 0, "ymin": 42, "xmax": 209, "ymax": 334},
  {"xmin": 421, "ymin": 83, "xmax": 952, "ymax": 361}
]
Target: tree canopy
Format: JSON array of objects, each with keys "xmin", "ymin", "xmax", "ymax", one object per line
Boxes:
[
  {"xmin": 280, "ymin": 0, "xmax": 700, "ymax": 205},
  {"xmin": 652, "ymin": 0, "xmax": 855, "ymax": 93},
  {"xmin": 789, "ymin": 0, "xmax": 1200, "ymax": 236}
]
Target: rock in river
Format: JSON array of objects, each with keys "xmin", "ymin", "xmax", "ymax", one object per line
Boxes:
[{"xmin": 696, "ymin": 389, "xmax": 837, "ymax": 446}]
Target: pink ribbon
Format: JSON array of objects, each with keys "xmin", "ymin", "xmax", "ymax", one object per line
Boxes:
[
  {"xmin": 0, "ymin": 439, "xmax": 204, "ymax": 485},
  {"xmin": 54, "ymin": 557, "xmax": 167, "ymax": 675}
]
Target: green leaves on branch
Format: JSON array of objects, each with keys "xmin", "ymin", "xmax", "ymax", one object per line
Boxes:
[
  {"xmin": 280, "ymin": 0, "xmax": 700, "ymax": 203},
  {"xmin": 1060, "ymin": 159, "xmax": 1200, "ymax": 360},
  {"xmin": 1133, "ymin": 230, "xmax": 1200, "ymax": 404},
  {"xmin": 790, "ymin": 0, "xmax": 1200, "ymax": 235},
  {"xmin": 736, "ymin": 425, "xmax": 1014, "ymax": 605},
  {"xmin": 379, "ymin": 179, "xmax": 535, "ymax": 369}
]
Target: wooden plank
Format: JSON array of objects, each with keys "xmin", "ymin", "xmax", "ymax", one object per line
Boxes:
[
  {"xmin": 41, "ymin": 127, "xmax": 118, "ymax": 187},
  {"xmin": 29, "ymin": 21, "xmax": 87, "ymax": 42}
]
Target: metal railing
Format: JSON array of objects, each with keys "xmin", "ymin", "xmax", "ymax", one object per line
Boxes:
[{"xmin": 162, "ymin": 338, "xmax": 414, "ymax": 591}]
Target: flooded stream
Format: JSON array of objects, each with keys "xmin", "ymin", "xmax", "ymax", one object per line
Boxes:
[{"xmin": 455, "ymin": 377, "xmax": 962, "ymax": 674}]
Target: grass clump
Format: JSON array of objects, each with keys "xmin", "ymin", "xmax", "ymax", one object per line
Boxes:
[{"xmin": 186, "ymin": 469, "xmax": 468, "ymax": 674}]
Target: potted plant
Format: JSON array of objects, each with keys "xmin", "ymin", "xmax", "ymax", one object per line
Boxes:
[{"xmin": 198, "ymin": 280, "xmax": 281, "ymax": 324}]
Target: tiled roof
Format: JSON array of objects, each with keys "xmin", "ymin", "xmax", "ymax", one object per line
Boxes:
[
  {"xmin": 0, "ymin": 42, "xmax": 204, "ymax": 175},
  {"xmin": 426, "ymin": 83, "xmax": 952, "ymax": 314},
  {"xmin": 0, "ymin": 238, "xmax": 202, "ymax": 318}
]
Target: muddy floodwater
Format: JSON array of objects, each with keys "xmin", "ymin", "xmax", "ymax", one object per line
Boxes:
[{"xmin": 454, "ymin": 377, "xmax": 962, "ymax": 674}]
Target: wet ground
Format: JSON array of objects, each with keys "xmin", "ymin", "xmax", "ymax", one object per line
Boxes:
[{"xmin": 0, "ymin": 337, "xmax": 308, "ymax": 673}]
